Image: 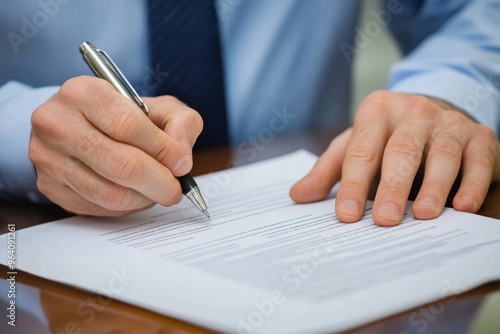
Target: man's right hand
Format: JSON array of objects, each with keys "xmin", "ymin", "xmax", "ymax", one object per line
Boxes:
[{"xmin": 29, "ymin": 76, "xmax": 203, "ymax": 216}]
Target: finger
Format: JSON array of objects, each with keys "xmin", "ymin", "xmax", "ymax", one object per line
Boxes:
[
  {"xmin": 32, "ymin": 80, "xmax": 184, "ymax": 209},
  {"xmin": 38, "ymin": 177, "xmax": 149, "ymax": 217},
  {"xmin": 372, "ymin": 120, "xmax": 430, "ymax": 226},
  {"xmin": 144, "ymin": 95, "xmax": 203, "ymax": 150},
  {"xmin": 62, "ymin": 156, "xmax": 156, "ymax": 212},
  {"xmin": 412, "ymin": 123, "xmax": 469, "ymax": 220},
  {"xmin": 39, "ymin": 105, "xmax": 184, "ymax": 207},
  {"xmin": 290, "ymin": 128, "xmax": 352, "ymax": 203},
  {"xmin": 30, "ymin": 136, "xmax": 157, "ymax": 214},
  {"xmin": 453, "ymin": 125, "xmax": 499, "ymax": 212},
  {"xmin": 63, "ymin": 77, "xmax": 193, "ymax": 176},
  {"xmin": 335, "ymin": 104, "xmax": 390, "ymax": 223},
  {"xmin": 72, "ymin": 128, "xmax": 183, "ymax": 206}
]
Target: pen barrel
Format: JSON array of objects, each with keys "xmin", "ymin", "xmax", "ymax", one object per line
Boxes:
[
  {"xmin": 80, "ymin": 43, "xmax": 131, "ymax": 98},
  {"xmin": 178, "ymin": 174, "xmax": 198, "ymax": 195},
  {"xmin": 79, "ymin": 41, "xmax": 149, "ymax": 115}
]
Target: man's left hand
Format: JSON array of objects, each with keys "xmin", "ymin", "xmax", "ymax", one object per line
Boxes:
[{"xmin": 290, "ymin": 91, "xmax": 500, "ymax": 226}]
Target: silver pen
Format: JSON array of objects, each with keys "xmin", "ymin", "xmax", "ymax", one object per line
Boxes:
[{"xmin": 79, "ymin": 41, "xmax": 210, "ymax": 218}]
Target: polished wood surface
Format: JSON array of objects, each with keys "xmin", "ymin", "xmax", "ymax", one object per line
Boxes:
[{"xmin": 1, "ymin": 129, "xmax": 499, "ymax": 334}]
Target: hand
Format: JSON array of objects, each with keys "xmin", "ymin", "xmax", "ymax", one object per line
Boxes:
[
  {"xmin": 29, "ymin": 76, "xmax": 203, "ymax": 216},
  {"xmin": 290, "ymin": 91, "xmax": 500, "ymax": 226}
]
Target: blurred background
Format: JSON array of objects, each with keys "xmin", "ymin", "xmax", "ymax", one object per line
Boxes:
[{"xmin": 351, "ymin": 0, "xmax": 401, "ymax": 119}]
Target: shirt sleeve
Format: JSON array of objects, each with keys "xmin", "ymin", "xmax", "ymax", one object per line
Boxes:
[
  {"xmin": 0, "ymin": 81, "xmax": 59, "ymax": 203},
  {"xmin": 386, "ymin": 0, "xmax": 500, "ymax": 137}
]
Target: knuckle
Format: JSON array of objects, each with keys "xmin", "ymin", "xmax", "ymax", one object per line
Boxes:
[
  {"xmin": 476, "ymin": 124, "xmax": 497, "ymax": 142},
  {"xmin": 340, "ymin": 179, "xmax": 367, "ymax": 195},
  {"xmin": 108, "ymin": 109, "xmax": 141, "ymax": 138},
  {"xmin": 364, "ymin": 90, "xmax": 391, "ymax": 106},
  {"xmin": 90, "ymin": 94, "xmax": 136, "ymax": 134},
  {"xmin": 59, "ymin": 76, "xmax": 118, "ymax": 106},
  {"xmin": 429, "ymin": 132, "xmax": 462, "ymax": 159},
  {"xmin": 442, "ymin": 110, "xmax": 467, "ymax": 129},
  {"xmin": 30, "ymin": 107, "xmax": 45, "ymax": 130},
  {"xmin": 159, "ymin": 95, "xmax": 189, "ymax": 111},
  {"xmin": 385, "ymin": 140, "xmax": 421, "ymax": 164},
  {"xmin": 473, "ymin": 125, "xmax": 498, "ymax": 164},
  {"xmin": 151, "ymin": 137, "xmax": 173, "ymax": 163},
  {"xmin": 188, "ymin": 108, "xmax": 204, "ymax": 134},
  {"xmin": 58, "ymin": 77, "xmax": 80, "ymax": 98},
  {"xmin": 385, "ymin": 174, "xmax": 410, "ymax": 189},
  {"xmin": 377, "ymin": 179, "xmax": 408, "ymax": 198},
  {"xmin": 461, "ymin": 180, "xmax": 485, "ymax": 196},
  {"xmin": 31, "ymin": 103, "xmax": 58, "ymax": 137},
  {"xmin": 58, "ymin": 76, "xmax": 92, "ymax": 103},
  {"xmin": 59, "ymin": 76, "xmax": 124, "ymax": 121},
  {"xmin": 357, "ymin": 90, "xmax": 390, "ymax": 118},
  {"xmin": 471, "ymin": 153, "xmax": 495, "ymax": 172},
  {"xmin": 36, "ymin": 178, "xmax": 47, "ymax": 193},
  {"xmin": 168, "ymin": 105, "xmax": 203, "ymax": 138},
  {"xmin": 97, "ymin": 186, "xmax": 132, "ymax": 211},
  {"xmin": 111, "ymin": 152, "xmax": 145, "ymax": 182},
  {"xmin": 162, "ymin": 95, "xmax": 182, "ymax": 105},
  {"xmin": 36, "ymin": 177, "xmax": 62, "ymax": 203},
  {"xmin": 403, "ymin": 97, "xmax": 436, "ymax": 121},
  {"xmin": 421, "ymin": 179, "xmax": 449, "ymax": 198},
  {"xmin": 345, "ymin": 143, "xmax": 379, "ymax": 164},
  {"xmin": 28, "ymin": 138, "xmax": 44, "ymax": 166},
  {"xmin": 36, "ymin": 178, "xmax": 52, "ymax": 198},
  {"xmin": 406, "ymin": 95, "xmax": 434, "ymax": 115}
]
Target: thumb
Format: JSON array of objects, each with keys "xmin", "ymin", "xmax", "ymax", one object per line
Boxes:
[{"xmin": 290, "ymin": 128, "xmax": 352, "ymax": 203}]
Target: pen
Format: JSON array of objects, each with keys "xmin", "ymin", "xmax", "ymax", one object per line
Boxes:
[{"xmin": 79, "ymin": 41, "xmax": 210, "ymax": 219}]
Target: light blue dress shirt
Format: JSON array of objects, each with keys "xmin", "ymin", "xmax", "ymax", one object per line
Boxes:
[{"xmin": 1, "ymin": 0, "xmax": 499, "ymax": 202}]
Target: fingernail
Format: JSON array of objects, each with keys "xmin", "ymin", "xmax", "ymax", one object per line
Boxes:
[
  {"xmin": 338, "ymin": 200, "xmax": 360, "ymax": 218},
  {"xmin": 377, "ymin": 202, "xmax": 401, "ymax": 222},
  {"xmin": 416, "ymin": 197, "xmax": 439, "ymax": 213},
  {"xmin": 173, "ymin": 155, "xmax": 192, "ymax": 175}
]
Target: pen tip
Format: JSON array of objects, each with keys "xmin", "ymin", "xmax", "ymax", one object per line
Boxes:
[{"xmin": 204, "ymin": 210, "xmax": 211, "ymax": 219}]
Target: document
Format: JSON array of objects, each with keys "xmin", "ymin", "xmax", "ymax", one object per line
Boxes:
[{"xmin": 1, "ymin": 151, "xmax": 500, "ymax": 333}]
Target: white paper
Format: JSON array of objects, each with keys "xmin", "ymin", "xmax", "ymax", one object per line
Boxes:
[{"xmin": 1, "ymin": 150, "xmax": 500, "ymax": 334}]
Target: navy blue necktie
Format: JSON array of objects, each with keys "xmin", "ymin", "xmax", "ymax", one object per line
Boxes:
[{"xmin": 148, "ymin": 0, "xmax": 228, "ymax": 150}]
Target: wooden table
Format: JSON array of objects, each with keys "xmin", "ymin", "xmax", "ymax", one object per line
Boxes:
[{"xmin": 1, "ymin": 129, "xmax": 499, "ymax": 334}]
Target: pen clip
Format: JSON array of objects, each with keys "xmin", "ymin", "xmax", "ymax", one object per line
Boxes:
[{"xmin": 97, "ymin": 49, "xmax": 149, "ymax": 116}]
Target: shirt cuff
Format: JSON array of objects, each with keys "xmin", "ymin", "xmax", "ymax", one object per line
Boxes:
[{"xmin": 389, "ymin": 67, "xmax": 500, "ymax": 138}]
